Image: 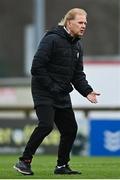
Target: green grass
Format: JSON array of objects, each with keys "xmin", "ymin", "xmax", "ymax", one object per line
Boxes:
[{"xmin": 0, "ymin": 154, "xmax": 120, "ymax": 179}]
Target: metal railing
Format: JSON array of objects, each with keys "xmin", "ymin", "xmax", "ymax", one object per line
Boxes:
[{"xmin": 0, "ymin": 106, "xmax": 120, "ymax": 118}]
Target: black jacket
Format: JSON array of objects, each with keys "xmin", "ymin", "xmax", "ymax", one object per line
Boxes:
[{"xmin": 31, "ymin": 26, "xmax": 93, "ymax": 108}]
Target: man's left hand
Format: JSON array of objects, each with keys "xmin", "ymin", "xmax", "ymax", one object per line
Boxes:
[{"xmin": 87, "ymin": 91, "xmax": 100, "ymax": 103}]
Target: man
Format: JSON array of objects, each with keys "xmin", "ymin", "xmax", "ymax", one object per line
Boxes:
[{"xmin": 14, "ymin": 8, "xmax": 100, "ymax": 175}]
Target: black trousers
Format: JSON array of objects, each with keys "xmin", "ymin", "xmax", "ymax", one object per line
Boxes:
[{"xmin": 21, "ymin": 105, "xmax": 78, "ymax": 166}]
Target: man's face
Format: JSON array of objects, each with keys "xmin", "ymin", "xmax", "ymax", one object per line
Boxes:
[{"xmin": 67, "ymin": 14, "xmax": 87, "ymax": 37}]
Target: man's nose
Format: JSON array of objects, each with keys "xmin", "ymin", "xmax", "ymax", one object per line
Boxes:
[{"xmin": 82, "ymin": 23, "xmax": 86, "ymax": 29}]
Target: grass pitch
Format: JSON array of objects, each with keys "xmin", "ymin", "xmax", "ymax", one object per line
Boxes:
[{"xmin": 0, "ymin": 154, "xmax": 120, "ymax": 179}]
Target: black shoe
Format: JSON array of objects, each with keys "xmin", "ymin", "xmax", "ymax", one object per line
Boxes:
[
  {"xmin": 13, "ymin": 160, "xmax": 34, "ymax": 175},
  {"xmin": 54, "ymin": 164, "xmax": 81, "ymax": 175}
]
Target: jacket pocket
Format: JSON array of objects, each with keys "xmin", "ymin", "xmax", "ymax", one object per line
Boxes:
[{"xmin": 59, "ymin": 83, "xmax": 73, "ymax": 95}]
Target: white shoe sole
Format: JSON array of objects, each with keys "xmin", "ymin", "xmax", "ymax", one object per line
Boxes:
[{"xmin": 13, "ymin": 165, "xmax": 33, "ymax": 175}]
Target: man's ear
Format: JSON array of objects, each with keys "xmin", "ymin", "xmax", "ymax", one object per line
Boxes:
[{"xmin": 66, "ymin": 20, "xmax": 71, "ymax": 29}]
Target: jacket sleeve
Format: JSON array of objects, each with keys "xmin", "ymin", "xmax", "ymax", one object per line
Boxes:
[
  {"xmin": 72, "ymin": 47, "xmax": 93, "ymax": 97},
  {"xmin": 31, "ymin": 34, "xmax": 62, "ymax": 94}
]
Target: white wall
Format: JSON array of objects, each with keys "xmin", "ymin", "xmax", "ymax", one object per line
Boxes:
[
  {"xmin": 71, "ymin": 61, "xmax": 120, "ymax": 107},
  {"xmin": 0, "ymin": 60, "xmax": 120, "ymax": 108}
]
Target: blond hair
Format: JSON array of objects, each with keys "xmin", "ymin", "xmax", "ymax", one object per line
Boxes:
[{"xmin": 58, "ymin": 8, "xmax": 87, "ymax": 26}]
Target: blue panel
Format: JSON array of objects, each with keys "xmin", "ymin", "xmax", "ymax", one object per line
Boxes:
[{"xmin": 89, "ymin": 119, "xmax": 120, "ymax": 156}]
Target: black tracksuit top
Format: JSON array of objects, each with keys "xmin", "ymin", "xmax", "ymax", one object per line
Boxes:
[{"xmin": 31, "ymin": 25, "xmax": 93, "ymax": 108}]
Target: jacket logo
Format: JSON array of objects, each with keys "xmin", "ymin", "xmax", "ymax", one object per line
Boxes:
[
  {"xmin": 77, "ymin": 52, "xmax": 79, "ymax": 59},
  {"xmin": 104, "ymin": 130, "xmax": 120, "ymax": 152}
]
